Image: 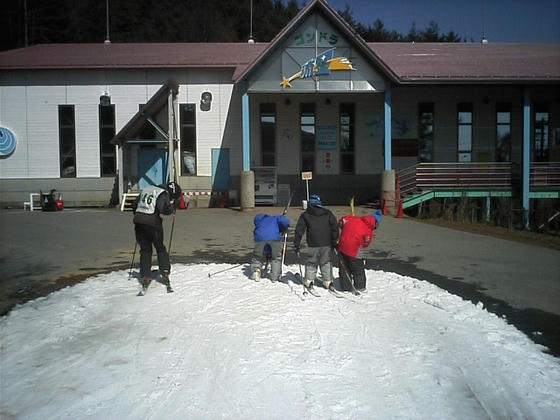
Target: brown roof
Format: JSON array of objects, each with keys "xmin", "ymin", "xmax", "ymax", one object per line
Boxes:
[
  {"xmin": 369, "ymin": 42, "xmax": 560, "ymax": 83},
  {"xmin": 0, "ymin": 41, "xmax": 558, "ymax": 84},
  {"xmin": 0, "ymin": 42, "xmax": 267, "ymax": 79}
]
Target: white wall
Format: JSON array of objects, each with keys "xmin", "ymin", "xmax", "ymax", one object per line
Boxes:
[{"xmin": 0, "ymin": 68, "xmax": 238, "ymax": 181}]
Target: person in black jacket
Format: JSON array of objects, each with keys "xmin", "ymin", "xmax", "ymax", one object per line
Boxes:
[
  {"xmin": 132, "ymin": 181, "xmax": 181, "ymax": 294},
  {"xmin": 293, "ymin": 194, "xmax": 339, "ymax": 290}
]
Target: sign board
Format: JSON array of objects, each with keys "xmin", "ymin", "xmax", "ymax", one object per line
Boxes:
[
  {"xmin": 316, "ymin": 125, "xmax": 337, "ymax": 150},
  {"xmin": 301, "ymin": 171, "xmax": 313, "ymax": 180}
]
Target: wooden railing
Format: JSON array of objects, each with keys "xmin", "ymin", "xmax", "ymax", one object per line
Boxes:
[
  {"xmin": 530, "ymin": 162, "xmax": 560, "ymax": 189},
  {"xmin": 399, "ymin": 162, "xmax": 512, "ymax": 196},
  {"xmin": 400, "ymin": 162, "xmax": 560, "ymax": 197}
]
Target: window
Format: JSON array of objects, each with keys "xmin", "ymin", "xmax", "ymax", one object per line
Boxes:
[
  {"xmin": 496, "ymin": 103, "xmax": 511, "ymax": 162},
  {"xmin": 58, "ymin": 105, "xmax": 76, "ymax": 177},
  {"xmin": 418, "ymin": 103, "xmax": 434, "ymax": 162},
  {"xmin": 260, "ymin": 103, "xmax": 276, "ymax": 166},
  {"xmin": 457, "ymin": 103, "xmax": 472, "ymax": 162},
  {"xmin": 99, "ymin": 104, "xmax": 116, "ymax": 176},
  {"xmin": 180, "ymin": 103, "xmax": 197, "ymax": 174},
  {"xmin": 339, "ymin": 103, "xmax": 355, "ymax": 173},
  {"xmin": 534, "ymin": 104, "xmax": 549, "ymax": 162},
  {"xmin": 300, "ymin": 103, "xmax": 315, "ymax": 172}
]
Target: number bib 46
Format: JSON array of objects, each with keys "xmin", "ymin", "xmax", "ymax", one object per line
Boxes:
[{"xmin": 136, "ymin": 186, "xmax": 165, "ymax": 215}]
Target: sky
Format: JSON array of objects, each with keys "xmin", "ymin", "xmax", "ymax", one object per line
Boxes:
[
  {"xmin": 305, "ymin": 0, "xmax": 560, "ymax": 42},
  {"xmin": 1, "ymin": 263, "xmax": 559, "ymax": 418}
]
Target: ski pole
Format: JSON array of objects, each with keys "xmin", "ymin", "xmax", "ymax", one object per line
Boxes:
[
  {"xmin": 333, "ymin": 248, "xmax": 360, "ymax": 295},
  {"xmin": 129, "ymin": 241, "xmax": 137, "ymax": 278},
  {"xmin": 296, "ymin": 250, "xmax": 306, "ymax": 294},
  {"xmin": 280, "ymin": 231, "xmax": 288, "ymax": 276},
  {"xmin": 168, "ymin": 213, "xmax": 176, "ymax": 254},
  {"xmin": 207, "ymin": 263, "xmax": 245, "ymax": 278}
]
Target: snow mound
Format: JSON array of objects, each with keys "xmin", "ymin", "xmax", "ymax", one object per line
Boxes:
[{"xmin": 1, "ymin": 264, "xmax": 559, "ymax": 419}]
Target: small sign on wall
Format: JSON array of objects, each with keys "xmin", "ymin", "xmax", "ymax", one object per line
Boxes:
[{"xmin": 320, "ymin": 150, "xmax": 337, "ymax": 174}]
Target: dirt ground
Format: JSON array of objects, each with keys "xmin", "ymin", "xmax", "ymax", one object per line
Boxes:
[{"xmin": 414, "ymin": 217, "xmax": 560, "ymax": 251}]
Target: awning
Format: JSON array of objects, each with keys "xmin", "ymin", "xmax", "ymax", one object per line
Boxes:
[{"xmin": 110, "ymin": 80, "xmax": 179, "ymax": 146}]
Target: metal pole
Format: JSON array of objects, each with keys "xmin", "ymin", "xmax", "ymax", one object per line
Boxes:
[
  {"xmin": 106, "ymin": 0, "xmax": 110, "ymax": 42},
  {"xmin": 168, "ymin": 213, "xmax": 176, "ymax": 254},
  {"xmin": 129, "ymin": 241, "xmax": 137, "ymax": 278},
  {"xmin": 208, "ymin": 263, "xmax": 245, "ymax": 278}
]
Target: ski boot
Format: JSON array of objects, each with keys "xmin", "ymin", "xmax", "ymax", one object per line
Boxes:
[
  {"xmin": 162, "ymin": 273, "xmax": 173, "ymax": 293},
  {"xmin": 137, "ymin": 276, "xmax": 151, "ymax": 296},
  {"xmin": 250, "ymin": 268, "xmax": 261, "ymax": 282}
]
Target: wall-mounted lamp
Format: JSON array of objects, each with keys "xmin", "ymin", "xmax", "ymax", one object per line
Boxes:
[
  {"xmin": 284, "ymin": 98, "xmax": 291, "ymax": 106},
  {"xmin": 99, "ymin": 92, "xmax": 111, "ymax": 106},
  {"xmin": 200, "ymin": 91, "xmax": 212, "ymax": 111},
  {"xmin": 325, "ymin": 98, "xmax": 331, "ymax": 105}
]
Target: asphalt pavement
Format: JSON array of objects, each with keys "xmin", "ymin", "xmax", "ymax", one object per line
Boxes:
[{"xmin": 1, "ymin": 206, "xmax": 559, "ymax": 356}]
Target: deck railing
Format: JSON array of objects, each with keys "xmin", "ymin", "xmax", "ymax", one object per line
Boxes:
[
  {"xmin": 530, "ymin": 162, "xmax": 560, "ymax": 189},
  {"xmin": 399, "ymin": 162, "xmax": 512, "ymax": 197},
  {"xmin": 400, "ymin": 162, "xmax": 560, "ymax": 197}
]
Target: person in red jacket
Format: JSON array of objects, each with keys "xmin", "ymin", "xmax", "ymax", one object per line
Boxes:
[{"xmin": 337, "ymin": 210, "xmax": 381, "ymax": 292}]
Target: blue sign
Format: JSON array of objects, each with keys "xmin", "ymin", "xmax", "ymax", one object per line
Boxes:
[
  {"xmin": 0, "ymin": 127, "xmax": 16, "ymax": 157},
  {"xmin": 317, "ymin": 125, "xmax": 337, "ymax": 150}
]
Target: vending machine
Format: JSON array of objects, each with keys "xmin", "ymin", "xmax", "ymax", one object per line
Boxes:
[{"xmin": 253, "ymin": 166, "xmax": 277, "ymax": 205}]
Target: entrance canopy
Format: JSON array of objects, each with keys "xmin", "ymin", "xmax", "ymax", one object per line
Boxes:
[
  {"xmin": 111, "ymin": 80, "xmax": 179, "ymax": 201},
  {"xmin": 111, "ymin": 80, "xmax": 179, "ymax": 146}
]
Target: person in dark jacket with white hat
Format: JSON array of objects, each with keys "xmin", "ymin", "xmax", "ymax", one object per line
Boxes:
[{"xmin": 293, "ymin": 194, "xmax": 339, "ymax": 291}]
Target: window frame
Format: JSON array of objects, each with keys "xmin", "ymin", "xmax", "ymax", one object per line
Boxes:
[
  {"xmin": 99, "ymin": 104, "xmax": 116, "ymax": 176},
  {"xmin": 495, "ymin": 103, "xmax": 511, "ymax": 162},
  {"xmin": 58, "ymin": 104, "xmax": 76, "ymax": 178},
  {"xmin": 418, "ymin": 102, "xmax": 434, "ymax": 162},
  {"xmin": 180, "ymin": 103, "xmax": 197, "ymax": 175},
  {"xmin": 259, "ymin": 103, "xmax": 276, "ymax": 167},
  {"xmin": 339, "ymin": 103, "xmax": 355, "ymax": 174},
  {"xmin": 534, "ymin": 103, "xmax": 549, "ymax": 162},
  {"xmin": 457, "ymin": 103, "xmax": 473, "ymax": 162},
  {"xmin": 300, "ymin": 103, "xmax": 316, "ymax": 173}
]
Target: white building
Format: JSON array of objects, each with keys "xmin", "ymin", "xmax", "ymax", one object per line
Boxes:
[{"xmin": 1, "ymin": 0, "xmax": 558, "ymax": 224}]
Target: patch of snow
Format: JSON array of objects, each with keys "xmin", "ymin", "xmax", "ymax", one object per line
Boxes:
[{"xmin": 1, "ymin": 264, "xmax": 559, "ymax": 419}]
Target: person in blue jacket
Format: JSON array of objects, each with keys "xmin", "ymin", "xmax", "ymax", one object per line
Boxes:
[{"xmin": 250, "ymin": 213, "xmax": 290, "ymax": 282}]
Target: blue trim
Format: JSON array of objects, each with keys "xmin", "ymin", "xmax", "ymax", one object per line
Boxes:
[
  {"xmin": 523, "ymin": 88, "xmax": 530, "ymax": 229},
  {"xmin": 384, "ymin": 85, "xmax": 392, "ymax": 170},
  {"xmin": 242, "ymin": 84, "xmax": 250, "ymax": 172}
]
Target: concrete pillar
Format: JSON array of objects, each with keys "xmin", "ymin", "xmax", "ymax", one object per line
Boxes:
[
  {"xmin": 240, "ymin": 170, "xmax": 255, "ymax": 210},
  {"xmin": 381, "ymin": 169, "xmax": 396, "ymax": 215}
]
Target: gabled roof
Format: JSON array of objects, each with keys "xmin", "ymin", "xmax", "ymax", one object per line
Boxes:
[
  {"xmin": 111, "ymin": 80, "xmax": 178, "ymax": 146},
  {"xmin": 233, "ymin": 0, "xmax": 399, "ymax": 83},
  {"xmin": 369, "ymin": 42, "xmax": 560, "ymax": 83}
]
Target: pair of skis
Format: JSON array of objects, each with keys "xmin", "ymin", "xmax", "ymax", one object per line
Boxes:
[{"xmin": 137, "ymin": 275, "xmax": 173, "ymax": 296}]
